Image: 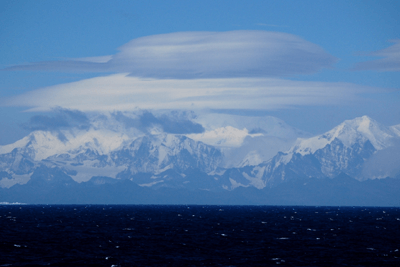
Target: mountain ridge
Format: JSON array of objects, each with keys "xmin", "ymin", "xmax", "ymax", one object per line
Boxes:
[{"xmin": 1, "ymin": 114, "xmax": 399, "ymax": 198}]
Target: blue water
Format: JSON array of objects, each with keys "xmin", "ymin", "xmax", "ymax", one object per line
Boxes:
[{"xmin": 1, "ymin": 205, "xmax": 399, "ymax": 266}]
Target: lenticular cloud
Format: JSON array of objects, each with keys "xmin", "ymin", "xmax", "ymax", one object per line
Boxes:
[
  {"xmin": 354, "ymin": 39, "xmax": 400, "ymax": 72},
  {"xmin": 3, "ymin": 31, "xmax": 337, "ymax": 78},
  {"xmin": 3, "ymin": 74, "xmax": 376, "ymax": 112}
]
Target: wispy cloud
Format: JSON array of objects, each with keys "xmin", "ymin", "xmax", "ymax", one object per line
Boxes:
[
  {"xmin": 354, "ymin": 39, "xmax": 400, "ymax": 72},
  {"xmin": 3, "ymin": 31, "xmax": 337, "ymax": 78},
  {"xmin": 2, "ymin": 74, "xmax": 378, "ymax": 112}
]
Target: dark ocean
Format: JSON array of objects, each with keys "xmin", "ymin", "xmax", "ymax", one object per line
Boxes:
[{"xmin": 1, "ymin": 205, "xmax": 399, "ymax": 266}]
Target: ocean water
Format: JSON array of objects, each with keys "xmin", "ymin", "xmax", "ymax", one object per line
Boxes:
[{"xmin": 0, "ymin": 205, "xmax": 399, "ymax": 266}]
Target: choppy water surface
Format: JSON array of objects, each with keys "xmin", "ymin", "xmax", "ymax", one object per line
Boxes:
[{"xmin": 1, "ymin": 205, "xmax": 399, "ymax": 266}]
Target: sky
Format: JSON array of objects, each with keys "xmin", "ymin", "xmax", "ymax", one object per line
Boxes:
[{"xmin": 0, "ymin": 0, "xmax": 399, "ymax": 144}]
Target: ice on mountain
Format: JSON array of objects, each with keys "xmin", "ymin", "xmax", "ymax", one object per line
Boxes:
[
  {"xmin": 138, "ymin": 180, "xmax": 164, "ymax": 187},
  {"xmin": 0, "ymin": 173, "xmax": 31, "ymax": 188},
  {"xmin": 226, "ymin": 178, "xmax": 249, "ymax": 190},
  {"xmin": 68, "ymin": 165, "xmax": 125, "ymax": 183},
  {"xmin": 242, "ymin": 170, "xmax": 266, "ymax": 189}
]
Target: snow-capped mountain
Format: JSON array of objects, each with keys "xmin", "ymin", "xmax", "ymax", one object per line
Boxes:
[
  {"xmin": 111, "ymin": 134, "xmax": 222, "ymax": 175},
  {"xmin": 1, "ymin": 113, "xmax": 399, "ymax": 192},
  {"xmin": 0, "ymin": 131, "xmax": 223, "ymax": 188},
  {"xmin": 290, "ymin": 116, "xmax": 397, "ymax": 155},
  {"xmin": 285, "ymin": 116, "xmax": 400, "ymax": 178},
  {"xmin": 224, "ymin": 116, "xmax": 400, "ymax": 190},
  {"xmin": 0, "ymin": 129, "xmax": 133, "ymax": 162}
]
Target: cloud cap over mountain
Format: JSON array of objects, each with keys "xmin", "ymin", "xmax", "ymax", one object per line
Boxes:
[{"xmin": 3, "ymin": 31, "xmax": 337, "ymax": 78}]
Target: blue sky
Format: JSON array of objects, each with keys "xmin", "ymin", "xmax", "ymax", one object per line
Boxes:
[{"xmin": 0, "ymin": 0, "xmax": 399, "ymax": 144}]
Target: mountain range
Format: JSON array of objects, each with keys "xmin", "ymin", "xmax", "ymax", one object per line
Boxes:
[{"xmin": 1, "ymin": 111, "xmax": 400, "ymax": 206}]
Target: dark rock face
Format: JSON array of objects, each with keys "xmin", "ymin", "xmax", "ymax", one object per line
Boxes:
[{"xmin": 314, "ymin": 138, "xmax": 376, "ymax": 178}]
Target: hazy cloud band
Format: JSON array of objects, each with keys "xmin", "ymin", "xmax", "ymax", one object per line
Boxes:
[{"xmin": 2, "ymin": 74, "xmax": 378, "ymax": 112}]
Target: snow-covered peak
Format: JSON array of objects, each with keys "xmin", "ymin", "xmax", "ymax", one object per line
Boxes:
[
  {"xmin": 290, "ymin": 116, "xmax": 397, "ymax": 156},
  {"xmin": 185, "ymin": 126, "xmax": 262, "ymax": 147},
  {"xmin": 0, "ymin": 131, "xmax": 62, "ymax": 160},
  {"xmin": 0, "ymin": 129, "xmax": 133, "ymax": 161}
]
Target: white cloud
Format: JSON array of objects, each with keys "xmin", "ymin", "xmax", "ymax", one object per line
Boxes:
[
  {"xmin": 186, "ymin": 126, "xmax": 262, "ymax": 148},
  {"xmin": 2, "ymin": 74, "xmax": 378, "ymax": 112},
  {"xmin": 354, "ymin": 39, "xmax": 400, "ymax": 72},
  {"xmin": 3, "ymin": 31, "xmax": 337, "ymax": 78}
]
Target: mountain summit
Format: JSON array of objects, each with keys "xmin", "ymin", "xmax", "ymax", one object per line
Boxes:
[{"xmin": 290, "ymin": 116, "xmax": 397, "ymax": 156}]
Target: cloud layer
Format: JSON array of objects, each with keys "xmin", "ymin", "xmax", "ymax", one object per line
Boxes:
[
  {"xmin": 112, "ymin": 111, "xmax": 204, "ymax": 134},
  {"xmin": 3, "ymin": 31, "xmax": 337, "ymax": 78},
  {"xmin": 22, "ymin": 107, "xmax": 90, "ymax": 131},
  {"xmin": 2, "ymin": 74, "xmax": 378, "ymax": 112},
  {"xmin": 20, "ymin": 108, "xmax": 205, "ymax": 136},
  {"xmin": 354, "ymin": 39, "xmax": 400, "ymax": 72}
]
